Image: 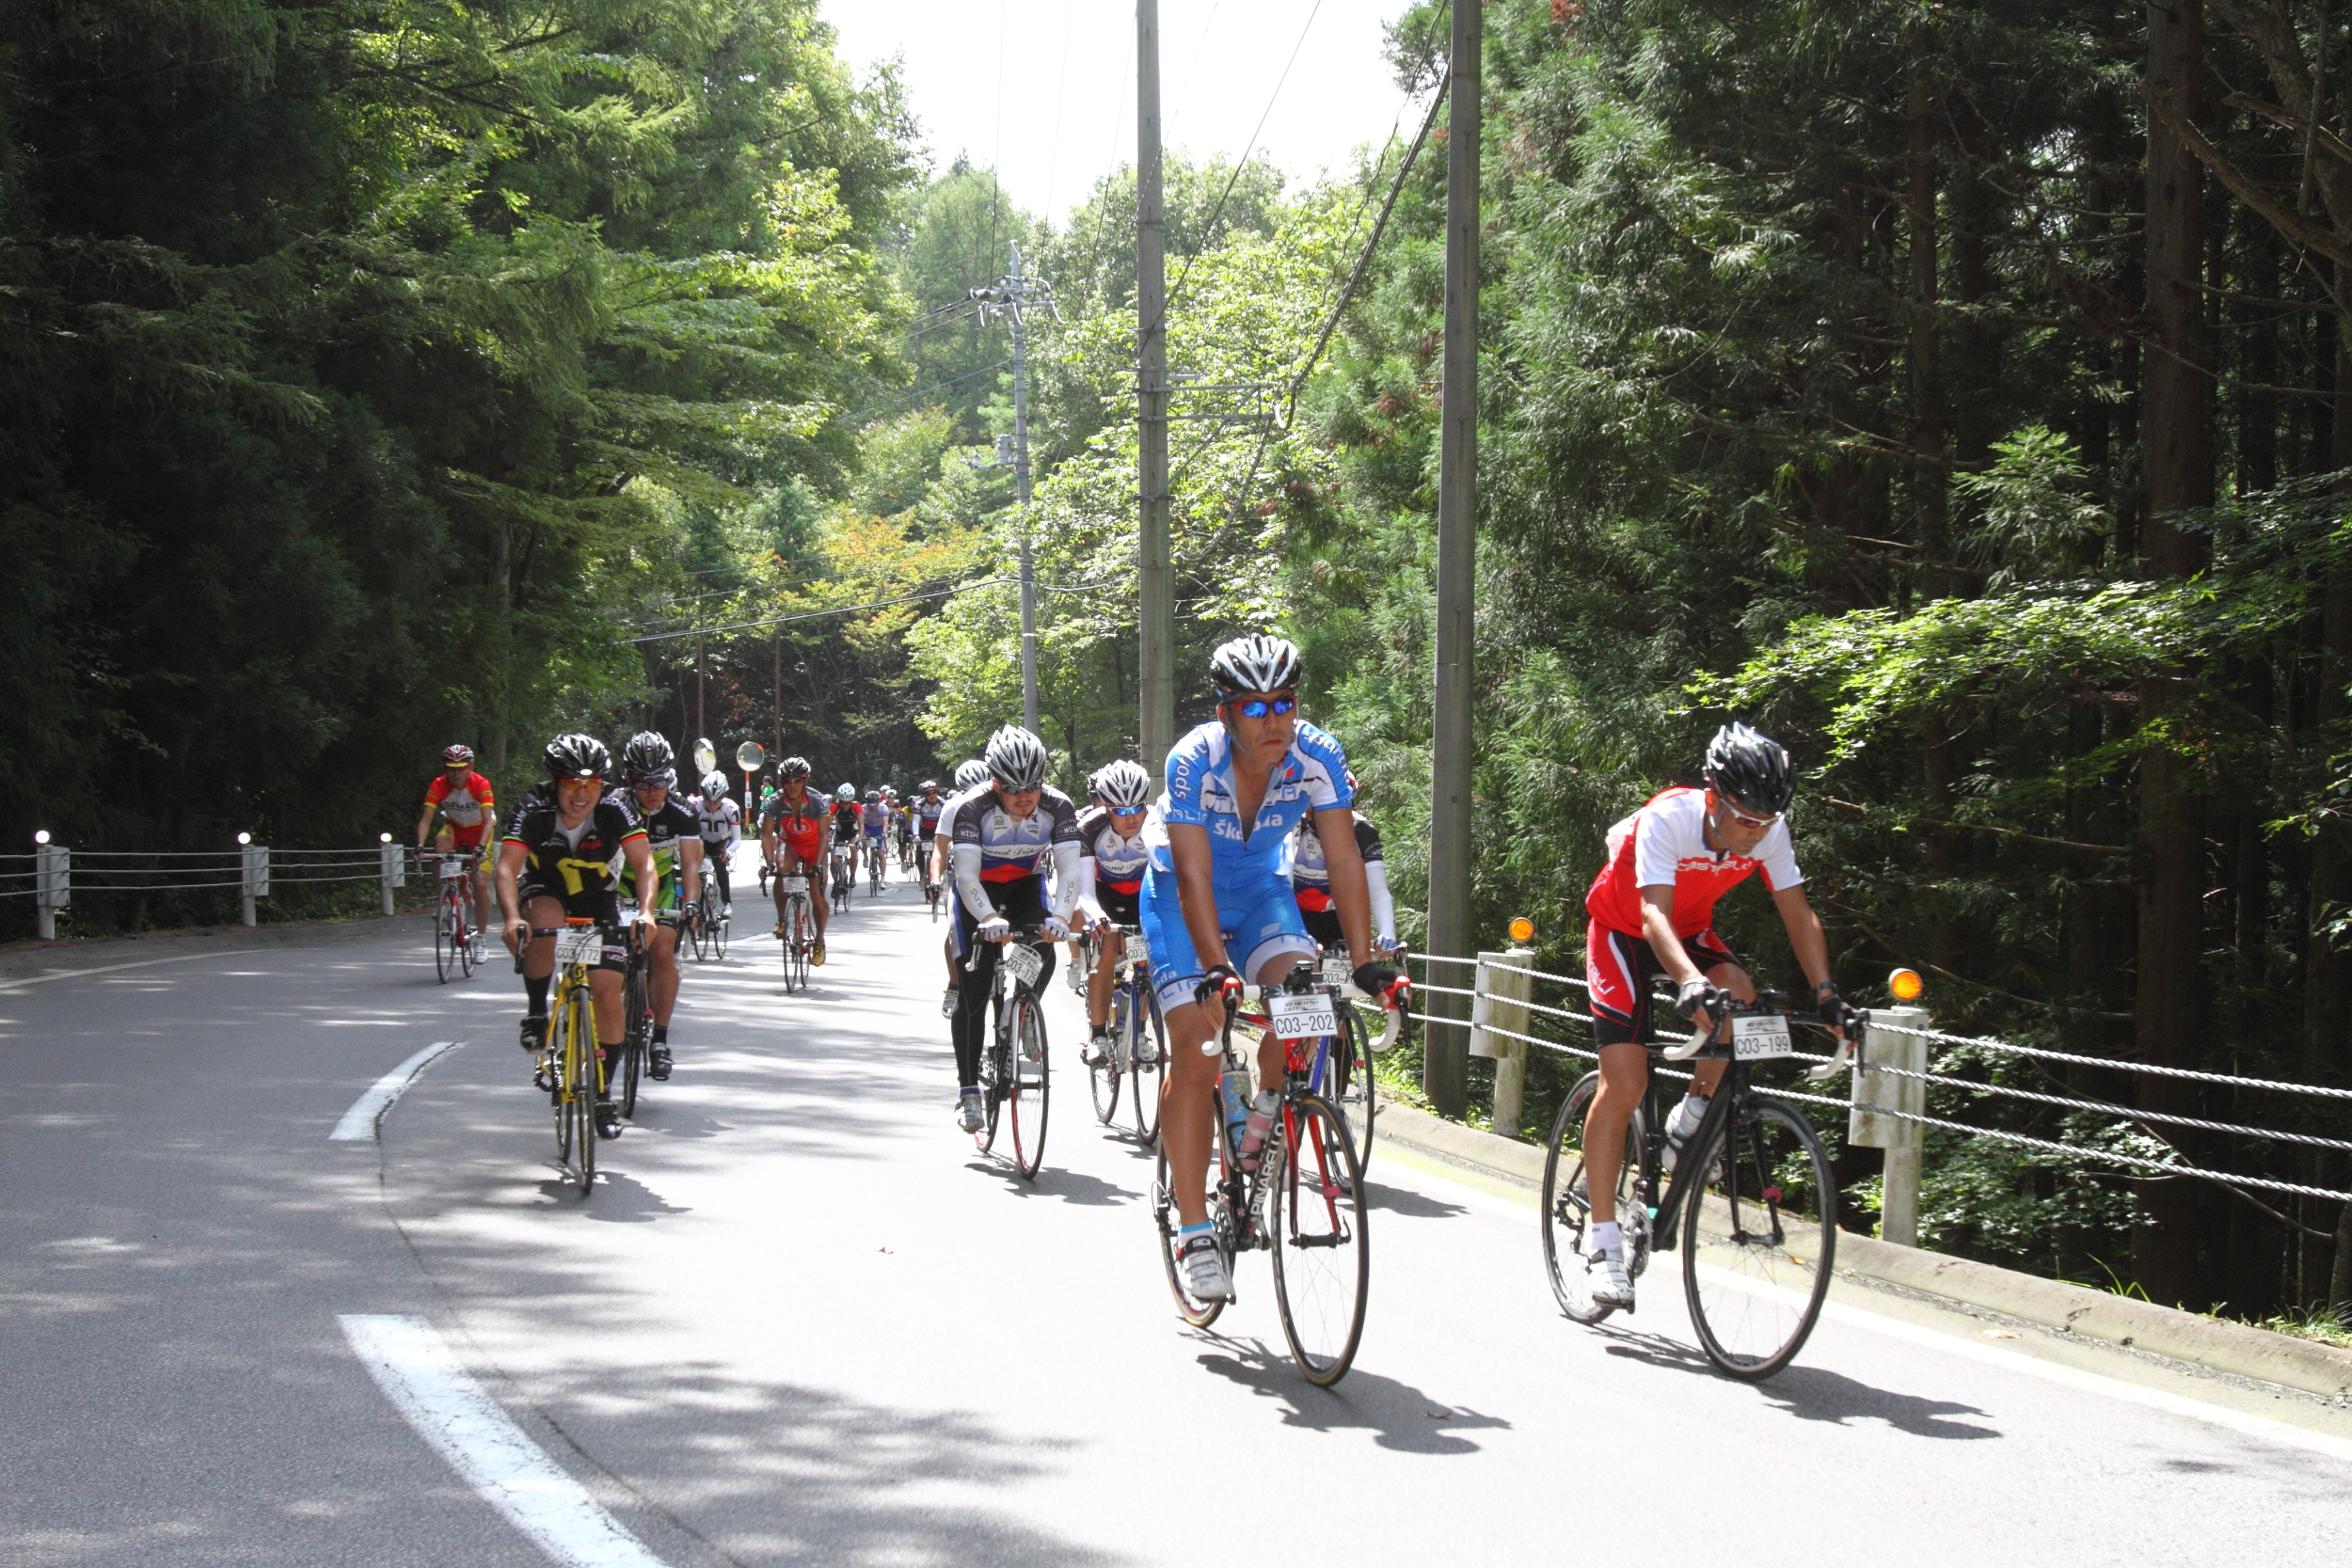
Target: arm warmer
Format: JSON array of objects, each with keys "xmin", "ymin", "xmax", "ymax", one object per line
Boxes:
[
  {"xmin": 951, "ymin": 841, "xmax": 992, "ymax": 914},
  {"xmin": 1047, "ymin": 841, "xmax": 1083, "ymax": 920},
  {"xmin": 1366, "ymin": 857, "xmax": 1397, "ymax": 942}
]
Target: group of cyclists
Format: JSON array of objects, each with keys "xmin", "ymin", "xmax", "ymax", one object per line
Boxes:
[{"xmin": 417, "ymin": 626, "xmax": 1862, "ymax": 1327}]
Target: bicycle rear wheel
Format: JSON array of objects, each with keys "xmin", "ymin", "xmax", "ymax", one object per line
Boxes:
[
  {"xmin": 779, "ymin": 896, "xmax": 801, "ymax": 990},
  {"xmin": 619, "ymin": 969, "xmax": 648, "ymax": 1118},
  {"xmin": 1152, "ymin": 1123, "xmax": 1229, "ymax": 1328},
  {"xmin": 1540, "ymin": 1070, "xmax": 1645, "ymax": 1325},
  {"xmin": 1007, "ymin": 994, "xmax": 1050, "ymax": 1180},
  {"xmin": 1680, "ymin": 1093, "xmax": 1835, "ymax": 1380},
  {"xmin": 1268, "ymin": 1091, "xmax": 1369, "ymax": 1386},
  {"xmin": 1128, "ymin": 985, "xmax": 1166, "ymax": 1144},
  {"xmin": 434, "ymin": 896, "xmax": 456, "ymax": 983},
  {"xmin": 1327, "ymin": 1004, "xmax": 1375, "ymax": 1177}
]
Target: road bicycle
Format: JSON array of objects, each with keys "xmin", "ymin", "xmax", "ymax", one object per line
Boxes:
[
  {"xmin": 521, "ymin": 917, "xmax": 619, "ymax": 1196},
  {"xmin": 966, "ymin": 928, "xmax": 1053, "ymax": 1180},
  {"xmin": 427, "ymin": 851, "xmax": 478, "ymax": 983},
  {"xmin": 615, "ymin": 918, "xmax": 654, "ymax": 1120},
  {"xmin": 866, "ymin": 834, "xmax": 886, "ymax": 896},
  {"xmin": 774, "ymin": 870, "xmax": 815, "ymax": 991},
  {"xmin": 1081, "ymin": 922, "xmax": 1166, "ymax": 1143},
  {"xmin": 921, "ymin": 853, "xmax": 943, "ymax": 921},
  {"xmin": 1538, "ymin": 990, "xmax": 1846, "ymax": 1380},
  {"xmin": 897, "ymin": 826, "xmax": 916, "ymax": 871},
  {"xmin": 688, "ymin": 855, "xmax": 728, "ymax": 960},
  {"xmin": 829, "ymin": 842, "xmax": 857, "ymax": 910},
  {"xmin": 1152, "ymin": 967, "xmax": 1403, "ymax": 1386}
]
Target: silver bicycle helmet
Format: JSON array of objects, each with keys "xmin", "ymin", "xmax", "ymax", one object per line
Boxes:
[
  {"xmin": 1703, "ymin": 722, "xmax": 1794, "ymax": 816},
  {"xmin": 984, "ymin": 725, "xmax": 1050, "ymax": 792},
  {"xmin": 954, "ymin": 758, "xmax": 989, "ymax": 791},
  {"xmin": 835, "ymin": 782, "xmax": 857, "ymax": 802},
  {"xmin": 701, "ymin": 771, "xmax": 728, "ymax": 799},
  {"xmin": 1092, "ymin": 758, "xmax": 1152, "ymax": 811},
  {"xmin": 1209, "ymin": 633, "xmax": 1303, "ymax": 698}
]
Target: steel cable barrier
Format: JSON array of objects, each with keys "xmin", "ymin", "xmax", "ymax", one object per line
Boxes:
[{"xmin": 6, "ymin": 835, "xmax": 433, "ymax": 936}]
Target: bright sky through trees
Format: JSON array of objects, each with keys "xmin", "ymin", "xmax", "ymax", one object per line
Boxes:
[{"xmin": 819, "ymin": 0, "xmax": 1406, "ymax": 222}]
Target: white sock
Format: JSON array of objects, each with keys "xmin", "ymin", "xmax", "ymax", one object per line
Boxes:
[
  {"xmin": 1590, "ymin": 1221, "xmax": 1622, "ymax": 1255},
  {"xmin": 1674, "ymin": 1094, "xmax": 1708, "ymax": 1138}
]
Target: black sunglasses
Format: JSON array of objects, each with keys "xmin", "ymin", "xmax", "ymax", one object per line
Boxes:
[{"xmin": 1227, "ymin": 695, "xmax": 1297, "ymax": 720}]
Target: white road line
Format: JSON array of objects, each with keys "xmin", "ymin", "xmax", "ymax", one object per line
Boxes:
[
  {"xmin": 0, "ymin": 949, "xmax": 264, "ymax": 994},
  {"xmin": 331, "ymin": 1041, "xmax": 464, "ymax": 1141},
  {"xmin": 1379, "ymin": 1141, "xmax": 2352, "ymax": 1465},
  {"xmin": 340, "ymin": 1315, "xmax": 667, "ymax": 1568}
]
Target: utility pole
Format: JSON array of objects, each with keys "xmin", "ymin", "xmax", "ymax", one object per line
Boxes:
[
  {"xmin": 1425, "ymin": 0, "xmax": 1480, "ymax": 1118},
  {"xmin": 1136, "ymin": 0, "xmax": 1172, "ymax": 784},
  {"xmin": 972, "ymin": 243, "xmax": 1057, "ymax": 734}
]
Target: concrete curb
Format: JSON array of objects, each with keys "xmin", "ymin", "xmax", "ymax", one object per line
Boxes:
[
  {"xmin": 0, "ymin": 914, "xmax": 433, "ymax": 983},
  {"xmin": 1375, "ymin": 1099, "xmax": 2352, "ymax": 1402}
]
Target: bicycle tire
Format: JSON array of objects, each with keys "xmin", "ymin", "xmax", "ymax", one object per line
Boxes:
[
  {"xmin": 1089, "ymin": 984, "xmax": 1122, "ymax": 1125},
  {"xmin": 1268, "ymin": 1090, "xmax": 1370, "ymax": 1386},
  {"xmin": 1539, "ymin": 1070, "xmax": 1647, "ymax": 1325},
  {"xmin": 712, "ymin": 905, "xmax": 729, "ymax": 959},
  {"xmin": 434, "ymin": 895, "xmax": 456, "ymax": 983},
  {"xmin": 1152, "ymin": 1121, "xmax": 1229, "ymax": 1328},
  {"xmin": 573, "ymin": 994, "xmax": 599, "ymax": 1196},
  {"xmin": 552, "ymin": 995, "xmax": 573, "ymax": 1170},
  {"xmin": 457, "ymin": 901, "xmax": 478, "ymax": 977},
  {"xmin": 1128, "ymin": 984, "xmax": 1166, "ymax": 1145},
  {"xmin": 788, "ymin": 897, "xmax": 811, "ymax": 990},
  {"xmin": 1680, "ymin": 1093, "xmax": 1836, "ymax": 1380},
  {"xmin": 619, "ymin": 964, "xmax": 648, "ymax": 1119},
  {"xmin": 1327, "ymin": 1003, "xmax": 1375, "ymax": 1178},
  {"xmin": 1008, "ymin": 992, "xmax": 1049, "ymax": 1180},
  {"xmin": 779, "ymin": 895, "xmax": 799, "ymax": 990}
]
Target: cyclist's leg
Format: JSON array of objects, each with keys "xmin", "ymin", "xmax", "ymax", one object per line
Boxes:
[
  {"xmin": 1232, "ymin": 879, "xmax": 1320, "ymax": 1093},
  {"xmin": 1144, "ymin": 868, "xmax": 1225, "ymax": 1227},
  {"xmin": 518, "ymin": 893, "xmax": 564, "ymax": 1037},
  {"xmin": 1581, "ymin": 921, "xmax": 1658, "ymax": 1227},
  {"xmin": 647, "ymin": 919, "xmax": 681, "ymax": 1024},
  {"xmin": 949, "ymin": 901, "xmax": 996, "ymax": 1090},
  {"xmin": 708, "ymin": 847, "xmax": 732, "ymax": 908},
  {"xmin": 803, "ymin": 847, "xmax": 830, "ymax": 937}
]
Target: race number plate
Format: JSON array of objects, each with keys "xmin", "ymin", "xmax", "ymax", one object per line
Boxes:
[
  {"xmin": 553, "ymin": 927, "xmax": 604, "ymax": 967},
  {"xmin": 437, "ymin": 858, "xmax": 469, "ymax": 879},
  {"xmin": 999, "ymin": 942, "xmax": 1043, "ymax": 987},
  {"xmin": 1126, "ymin": 929, "xmax": 1151, "ymax": 965},
  {"xmin": 1731, "ymin": 1013, "xmax": 1793, "ymax": 1061},
  {"xmin": 1319, "ymin": 954, "xmax": 1354, "ymax": 988},
  {"xmin": 1269, "ymin": 990, "xmax": 1338, "ymax": 1040},
  {"xmin": 777, "ymin": 876, "xmax": 809, "ymax": 895}
]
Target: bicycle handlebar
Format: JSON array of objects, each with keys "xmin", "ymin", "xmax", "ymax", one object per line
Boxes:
[
  {"xmin": 1653, "ymin": 989, "xmax": 1857, "ymax": 1081},
  {"xmin": 1204, "ymin": 979, "xmax": 1406, "ymax": 1056}
]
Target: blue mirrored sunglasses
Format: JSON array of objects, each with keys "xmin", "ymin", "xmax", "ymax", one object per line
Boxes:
[{"xmin": 1228, "ymin": 695, "xmax": 1297, "ymax": 720}]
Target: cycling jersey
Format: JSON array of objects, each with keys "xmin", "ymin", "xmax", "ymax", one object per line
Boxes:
[
  {"xmin": 1147, "ymin": 719, "xmax": 1352, "ymax": 894},
  {"xmin": 1075, "ymin": 805, "xmax": 1151, "ymax": 895},
  {"xmin": 629, "ymin": 795, "xmax": 700, "ymax": 911},
  {"xmin": 761, "ymin": 788, "xmax": 826, "ymax": 864},
  {"xmin": 502, "ymin": 784, "xmax": 646, "ymax": 911},
  {"xmin": 695, "ymin": 796, "xmax": 740, "ymax": 848},
  {"xmin": 1583, "ymin": 786, "xmax": 1803, "ymax": 939},
  {"xmin": 861, "ymin": 800, "xmax": 889, "ymax": 835},
  {"xmin": 914, "ymin": 794, "xmax": 946, "ymax": 835},
  {"xmin": 424, "ymin": 770, "xmax": 497, "ymax": 845},
  {"xmin": 1288, "ymin": 815, "xmax": 1384, "ymax": 910},
  {"xmin": 830, "ymin": 800, "xmax": 862, "ymax": 844},
  {"xmin": 946, "ymin": 782, "xmax": 1082, "ymax": 914}
]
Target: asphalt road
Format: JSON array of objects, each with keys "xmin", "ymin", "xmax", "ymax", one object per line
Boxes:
[{"xmin": 5, "ymin": 851, "xmax": 2350, "ymax": 1567}]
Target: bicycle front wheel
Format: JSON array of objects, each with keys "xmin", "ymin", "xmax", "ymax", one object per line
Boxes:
[
  {"xmin": 1540, "ymin": 1070, "xmax": 1645, "ymax": 1325},
  {"xmin": 435, "ymin": 897, "xmax": 456, "ymax": 983},
  {"xmin": 1268, "ymin": 1091, "xmax": 1369, "ymax": 1386},
  {"xmin": 712, "ymin": 905, "xmax": 729, "ymax": 959},
  {"xmin": 1152, "ymin": 1125, "xmax": 1228, "ymax": 1329},
  {"xmin": 1089, "ymin": 995, "xmax": 1122, "ymax": 1126},
  {"xmin": 1128, "ymin": 986, "xmax": 1166, "ymax": 1145},
  {"xmin": 779, "ymin": 897, "xmax": 800, "ymax": 990},
  {"xmin": 619, "ymin": 974, "xmax": 647, "ymax": 1119},
  {"xmin": 789, "ymin": 899, "xmax": 811, "ymax": 990},
  {"xmin": 1679, "ymin": 1093, "xmax": 1836, "ymax": 1379},
  {"xmin": 1008, "ymin": 994, "xmax": 1050, "ymax": 1180}
]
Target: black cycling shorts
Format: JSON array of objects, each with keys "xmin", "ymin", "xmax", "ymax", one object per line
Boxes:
[{"xmin": 515, "ymin": 881, "xmax": 629, "ymax": 974}]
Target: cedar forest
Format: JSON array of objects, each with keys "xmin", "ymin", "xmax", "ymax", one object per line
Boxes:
[{"xmin": 6, "ymin": 0, "xmax": 2352, "ymax": 1320}]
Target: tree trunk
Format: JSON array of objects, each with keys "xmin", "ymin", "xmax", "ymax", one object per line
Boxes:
[{"xmin": 2133, "ymin": 0, "xmax": 2212, "ymax": 1310}]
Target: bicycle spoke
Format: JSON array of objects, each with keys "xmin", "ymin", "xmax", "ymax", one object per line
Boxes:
[
  {"xmin": 1679, "ymin": 1094, "xmax": 1835, "ymax": 1379},
  {"xmin": 1269, "ymin": 1091, "xmax": 1368, "ymax": 1386}
]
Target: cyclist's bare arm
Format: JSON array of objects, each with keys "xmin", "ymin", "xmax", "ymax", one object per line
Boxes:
[
  {"xmin": 622, "ymin": 837, "xmax": 659, "ymax": 921},
  {"xmin": 1639, "ymin": 887, "xmax": 1708, "ymax": 989},
  {"xmin": 1165, "ymin": 822, "xmax": 1233, "ymax": 975},
  {"xmin": 495, "ymin": 841, "xmax": 528, "ymax": 934},
  {"xmin": 679, "ymin": 836, "xmax": 704, "ymax": 896},
  {"xmin": 1311, "ymin": 804, "xmax": 1375, "ymax": 972},
  {"xmin": 1772, "ymin": 882, "xmax": 1844, "ymax": 1029},
  {"xmin": 415, "ymin": 804, "xmax": 439, "ymax": 848}
]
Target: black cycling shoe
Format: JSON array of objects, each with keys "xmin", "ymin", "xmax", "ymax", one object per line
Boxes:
[
  {"xmin": 649, "ymin": 1044, "xmax": 673, "ymax": 1081},
  {"xmin": 595, "ymin": 1099, "xmax": 624, "ymax": 1139},
  {"xmin": 519, "ymin": 1013, "xmax": 548, "ymax": 1051}
]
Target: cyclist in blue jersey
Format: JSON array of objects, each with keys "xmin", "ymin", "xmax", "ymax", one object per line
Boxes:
[{"xmin": 1145, "ymin": 635, "xmax": 1406, "ymax": 1302}]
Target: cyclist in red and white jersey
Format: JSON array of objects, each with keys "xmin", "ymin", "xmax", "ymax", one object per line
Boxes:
[
  {"xmin": 1577, "ymin": 722, "xmax": 1861, "ymax": 1309},
  {"xmin": 416, "ymin": 744, "xmax": 497, "ymax": 958}
]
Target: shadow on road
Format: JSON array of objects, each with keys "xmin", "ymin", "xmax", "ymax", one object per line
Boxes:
[
  {"xmin": 530, "ymin": 1168, "xmax": 691, "ymax": 1223},
  {"xmin": 1360, "ymin": 1180, "xmax": 1468, "ymax": 1220},
  {"xmin": 968, "ymin": 1163, "xmax": 1139, "ymax": 1207},
  {"xmin": 1596, "ymin": 1323, "xmax": 2000, "ymax": 1439},
  {"xmin": 1186, "ymin": 1334, "xmax": 1510, "ymax": 1454}
]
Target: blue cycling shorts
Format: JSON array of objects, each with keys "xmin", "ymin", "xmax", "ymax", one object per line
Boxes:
[{"xmin": 1138, "ymin": 863, "xmax": 1318, "ymax": 1015}]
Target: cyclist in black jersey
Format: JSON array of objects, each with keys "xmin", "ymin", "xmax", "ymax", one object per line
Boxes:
[{"xmin": 497, "ymin": 734, "xmax": 660, "ymax": 1140}]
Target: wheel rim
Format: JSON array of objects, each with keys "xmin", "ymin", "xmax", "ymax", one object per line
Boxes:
[
  {"xmin": 1539, "ymin": 1073, "xmax": 1629, "ymax": 1324},
  {"xmin": 1330, "ymin": 1008, "xmax": 1373, "ymax": 1173},
  {"xmin": 1680, "ymin": 1096, "xmax": 1835, "ymax": 1378},
  {"xmin": 1269, "ymin": 1093, "xmax": 1368, "ymax": 1385},
  {"xmin": 435, "ymin": 906, "xmax": 453, "ymax": 982},
  {"xmin": 1009, "ymin": 998, "xmax": 1048, "ymax": 1179},
  {"xmin": 1089, "ymin": 1005, "xmax": 1120, "ymax": 1124},
  {"xmin": 1129, "ymin": 988, "xmax": 1165, "ymax": 1143}
]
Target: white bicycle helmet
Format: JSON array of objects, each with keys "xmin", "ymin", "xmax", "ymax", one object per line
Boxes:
[
  {"xmin": 835, "ymin": 782, "xmax": 856, "ymax": 802},
  {"xmin": 984, "ymin": 725, "xmax": 1050, "ymax": 792},
  {"xmin": 954, "ymin": 758, "xmax": 989, "ymax": 791},
  {"xmin": 701, "ymin": 771, "xmax": 728, "ymax": 798},
  {"xmin": 1092, "ymin": 759, "xmax": 1152, "ymax": 811},
  {"xmin": 1209, "ymin": 633, "xmax": 1303, "ymax": 698}
]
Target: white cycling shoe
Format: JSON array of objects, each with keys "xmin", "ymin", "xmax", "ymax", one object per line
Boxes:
[
  {"xmin": 1177, "ymin": 1232, "xmax": 1233, "ymax": 1302},
  {"xmin": 1586, "ymin": 1243, "xmax": 1635, "ymax": 1309},
  {"xmin": 956, "ymin": 1089, "xmax": 985, "ymax": 1133}
]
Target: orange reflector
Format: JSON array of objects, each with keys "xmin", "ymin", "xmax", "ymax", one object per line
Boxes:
[
  {"xmin": 1508, "ymin": 917, "xmax": 1534, "ymax": 944},
  {"xmin": 1889, "ymin": 967, "xmax": 1924, "ymax": 1003}
]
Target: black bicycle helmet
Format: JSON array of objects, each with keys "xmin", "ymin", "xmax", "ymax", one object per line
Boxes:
[
  {"xmin": 1703, "ymin": 722, "xmax": 1794, "ymax": 816},
  {"xmin": 985, "ymin": 725, "xmax": 1050, "ymax": 792},
  {"xmin": 545, "ymin": 733, "xmax": 612, "ymax": 782},
  {"xmin": 621, "ymin": 731, "xmax": 675, "ymax": 785},
  {"xmin": 777, "ymin": 754, "xmax": 811, "ymax": 781},
  {"xmin": 1210, "ymin": 632, "xmax": 1304, "ymax": 698}
]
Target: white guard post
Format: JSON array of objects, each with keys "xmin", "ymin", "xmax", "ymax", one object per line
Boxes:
[
  {"xmin": 36, "ymin": 840, "xmax": 70, "ymax": 941},
  {"xmin": 1850, "ymin": 1005, "xmax": 1930, "ymax": 1246},
  {"xmin": 379, "ymin": 834, "xmax": 406, "ymax": 916},
  {"xmin": 239, "ymin": 838, "xmax": 270, "ymax": 927},
  {"xmin": 1470, "ymin": 946, "xmax": 1534, "ymax": 1136}
]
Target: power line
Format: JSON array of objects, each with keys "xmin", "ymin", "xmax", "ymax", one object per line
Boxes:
[{"xmin": 1164, "ymin": 0, "xmax": 1324, "ymax": 316}]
